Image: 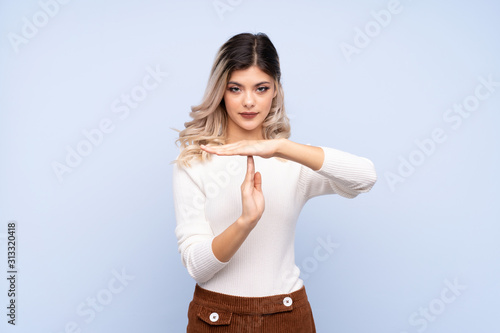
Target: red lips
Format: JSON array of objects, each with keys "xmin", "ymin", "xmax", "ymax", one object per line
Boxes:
[{"xmin": 240, "ymin": 112, "xmax": 258, "ymax": 119}]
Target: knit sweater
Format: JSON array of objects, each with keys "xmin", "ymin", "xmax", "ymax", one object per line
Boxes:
[{"xmin": 172, "ymin": 145, "xmax": 377, "ymax": 297}]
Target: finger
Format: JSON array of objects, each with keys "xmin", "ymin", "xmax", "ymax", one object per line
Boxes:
[
  {"xmin": 201, "ymin": 143, "xmax": 236, "ymax": 151},
  {"xmin": 245, "ymin": 155, "xmax": 255, "ymax": 184},
  {"xmin": 220, "ymin": 145, "xmax": 249, "ymax": 155},
  {"xmin": 200, "ymin": 144, "xmax": 216, "ymax": 153},
  {"xmin": 254, "ymin": 171, "xmax": 262, "ymax": 192},
  {"xmin": 205, "ymin": 146, "xmax": 240, "ymax": 156},
  {"xmin": 220, "ymin": 142, "xmax": 240, "ymax": 147}
]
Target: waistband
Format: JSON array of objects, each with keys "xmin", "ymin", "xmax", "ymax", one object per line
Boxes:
[{"xmin": 191, "ymin": 284, "xmax": 310, "ymax": 315}]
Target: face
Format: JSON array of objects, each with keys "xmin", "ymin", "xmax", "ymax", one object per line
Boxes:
[{"xmin": 223, "ymin": 65, "xmax": 277, "ymax": 143}]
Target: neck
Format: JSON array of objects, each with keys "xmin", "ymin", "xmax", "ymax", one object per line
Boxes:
[{"xmin": 225, "ymin": 126, "xmax": 264, "ymax": 144}]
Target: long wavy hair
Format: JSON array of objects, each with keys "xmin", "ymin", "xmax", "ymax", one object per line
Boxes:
[{"xmin": 172, "ymin": 32, "xmax": 291, "ymax": 168}]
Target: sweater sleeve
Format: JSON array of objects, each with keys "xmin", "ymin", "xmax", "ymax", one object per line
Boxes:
[
  {"xmin": 172, "ymin": 161, "xmax": 229, "ymax": 283},
  {"xmin": 297, "ymin": 146, "xmax": 377, "ymax": 200}
]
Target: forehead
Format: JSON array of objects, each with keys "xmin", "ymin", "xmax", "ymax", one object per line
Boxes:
[{"xmin": 228, "ymin": 66, "xmax": 273, "ymax": 83}]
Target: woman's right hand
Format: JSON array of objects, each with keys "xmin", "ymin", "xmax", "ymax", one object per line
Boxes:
[{"xmin": 239, "ymin": 155, "xmax": 265, "ymax": 230}]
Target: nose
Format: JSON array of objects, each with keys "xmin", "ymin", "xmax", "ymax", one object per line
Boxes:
[{"xmin": 243, "ymin": 91, "xmax": 255, "ymax": 108}]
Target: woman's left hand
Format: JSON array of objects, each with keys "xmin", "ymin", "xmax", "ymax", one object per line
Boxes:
[{"xmin": 200, "ymin": 139, "xmax": 283, "ymax": 159}]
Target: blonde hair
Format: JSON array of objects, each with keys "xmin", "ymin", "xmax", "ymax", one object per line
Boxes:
[{"xmin": 171, "ymin": 32, "xmax": 291, "ymax": 168}]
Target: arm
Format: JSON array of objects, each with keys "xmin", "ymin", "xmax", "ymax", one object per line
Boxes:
[
  {"xmin": 200, "ymin": 137, "xmax": 377, "ymax": 199},
  {"xmin": 274, "ymin": 138, "xmax": 377, "ymax": 199},
  {"xmin": 211, "ymin": 217, "xmax": 253, "ymax": 262},
  {"xmin": 274, "ymin": 138, "xmax": 325, "ymax": 171},
  {"xmin": 173, "ymin": 162, "xmax": 229, "ymax": 283}
]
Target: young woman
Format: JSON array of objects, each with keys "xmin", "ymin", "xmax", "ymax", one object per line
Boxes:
[{"xmin": 172, "ymin": 32, "xmax": 377, "ymax": 332}]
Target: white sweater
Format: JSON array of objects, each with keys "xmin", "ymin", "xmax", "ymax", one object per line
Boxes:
[{"xmin": 172, "ymin": 145, "xmax": 377, "ymax": 297}]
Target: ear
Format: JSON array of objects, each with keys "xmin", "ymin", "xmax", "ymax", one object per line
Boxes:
[{"xmin": 273, "ymin": 84, "xmax": 278, "ymax": 98}]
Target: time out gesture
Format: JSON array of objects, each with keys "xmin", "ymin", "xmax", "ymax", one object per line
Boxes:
[{"xmin": 201, "ymin": 138, "xmax": 325, "ymax": 263}]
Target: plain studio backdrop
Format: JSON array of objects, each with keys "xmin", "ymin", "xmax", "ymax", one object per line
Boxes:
[{"xmin": 1, "ymin": 0, "xmax": 499, "ymax": 332}]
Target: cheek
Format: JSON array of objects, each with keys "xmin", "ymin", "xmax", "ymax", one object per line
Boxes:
[
  {"xmin": 263, "ymin": 95, "xmax": 274, "ymax": 109},
  {"xmin": 223, "ymin": 94, "xmax": 238, "ymax": 111}
]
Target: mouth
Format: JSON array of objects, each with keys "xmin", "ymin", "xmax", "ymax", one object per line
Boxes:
[{"xmin": 240, "ymin": 112, "xmax": 258, "ymax": 119}]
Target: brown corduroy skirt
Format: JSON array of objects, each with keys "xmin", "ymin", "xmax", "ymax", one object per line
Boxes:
[{"xmin": 186, "ymin": 284, "xmax": 316, "ymax": 332}]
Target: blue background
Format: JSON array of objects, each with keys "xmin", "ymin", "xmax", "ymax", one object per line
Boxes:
[{"xmin": 1, "ymin": 0, "xmax": 499, "ymax": 332}]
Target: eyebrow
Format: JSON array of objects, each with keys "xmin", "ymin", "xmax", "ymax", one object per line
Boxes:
[{"xmin": 227, "ymin": 81, "xmax": 272, "ymax": 87}]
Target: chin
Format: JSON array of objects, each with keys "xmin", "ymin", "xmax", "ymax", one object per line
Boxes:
[{"xmin": 241, "ymin": 126, "xmax": 261, "ymax": 132}]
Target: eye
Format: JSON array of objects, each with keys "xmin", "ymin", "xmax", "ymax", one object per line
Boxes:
[
  {"xmin": 228, "ymin": 86, "xmax": 240, "ymax": 92},
  {"xmin": 257, "ymin": 86, "xmax": 270, "ymax": 92}
]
